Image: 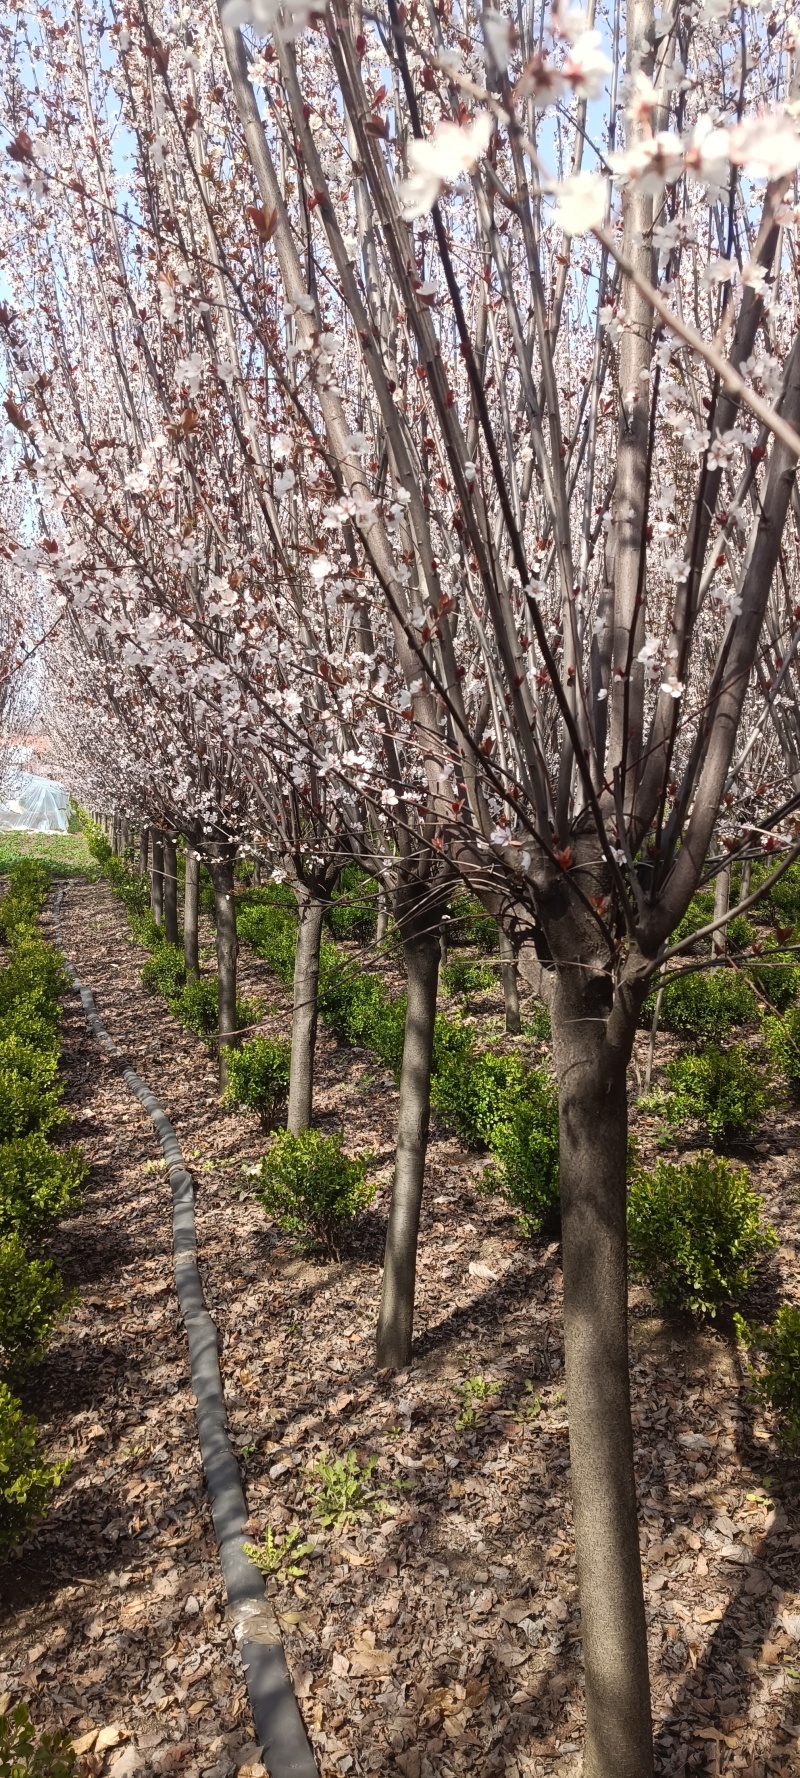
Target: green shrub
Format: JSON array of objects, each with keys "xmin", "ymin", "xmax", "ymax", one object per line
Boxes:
[
  {"xmin": 0, "ymin": 1702, "xmax": 77, "ymax": 1776},
  {"xmin": 0, "ymin": 1040, "xmax": 65, "ymax": 1142},
  {"xmin": 168, "ymin": 975, "xmax": 218, "ymax": 1037},
  {"xmin": 141, "ymin": 944, "xmax": 187, "ymax": 999},
  {"xmin": 0, "ymin": 1235, "xmax": 73, "ymax": 1376},
  {"xmin": 0, "ymin": 1007, "xmax": 61, "ymax": 1052},
  {"xmin": 224, "ymin": 1036, "xmax": 291, "ymax": 1128},
  {"xmin": 523, "ymin": 1002, "xmax": 552, "ymax": 1042},
  {"xmin": 736, "ymin": 1303, "xmax": 800, "ymax": 1454},
  {"xmin": 0, "ymin": 861, "xmax": 49, "ymax": 940},
  {"xmin": 0, "ymin": 939, "xmax": 68, "ymax": 1016},
  {"xmin": 327, "ymin": 864, "xmax": 378, "ymax": 943},
  {"xmin": 432, "ymin": 1033, "xmax": 560, "ymax": 1232},
  {"xmin": 105, "ymin": 857, "xmax": 151, "ymax": 917},
  {"xmin": 238, "ymin": 900, "xmax": 297, "ymax": 982},
  {"xmin": 257, "ymin": 1129, "xmax": 374, "ymax": 1258},
  {"xmin": 0, "ymin": 1136, "xmax": 85, "ymax": 1241},
  {"xmin": 442, "ymin": 957, "xmax": 496, "ymax": 998},
  {"xmin": 0, "ymin": 1383, "xmax": 67, "ymax": 1552},
  {"xmin": 654, "ymin": 968, "xmax": 757, "ymax": 1037},
  {"xmin": 80, "ymin": 815, "xmax": 113, "ymax": 866},
  {"xmin": 726, "ymin": 913, "xmax": 754, "ymax": 952},
  {"xmin": 762, "ymin": 1007, "xmax": 800, "ymax": 1092},
  {"xmin": 482, "ymin": 1072, "xmax": 561, "ymax": 1234},
  {"xmin": 448, "ymin": 896, "xmax": 499, "ymax": 951},
  {"xmin": 672, "ymin": 889, "xmax": 715, "ymax": 950},
  {"xmin": 432, "ymin": 1042, "xmax": 528, "ymax": 1146},
  {"xmin": 763, "ymin": 860, "xmax": 800, "ymax": 926},
  {"xmin": 627, "ymin": 1151, "xmax": 776, "ymax": 1315},
  {"xmin": 746, "ymin": 948, "xmax": 800, "ymax": 1011},
  {"xmin": 664, "ymin": 1044, "xmax": 769, "ymax": 1143}
]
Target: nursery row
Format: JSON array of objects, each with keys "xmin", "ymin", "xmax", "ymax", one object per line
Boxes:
[{"xmin": 86, "ymin": 831, "xmax": 800, "ymax": 1455}]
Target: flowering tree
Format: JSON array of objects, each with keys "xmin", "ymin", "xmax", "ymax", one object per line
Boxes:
[{"xmin": 5, "ymin": 0, "xmax": 800, "ymax": 1770}]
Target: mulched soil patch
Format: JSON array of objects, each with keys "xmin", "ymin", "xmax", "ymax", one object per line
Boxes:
[{"xmin": 1, "ymin": 875, "xmax": 799, "ymax": 1778}]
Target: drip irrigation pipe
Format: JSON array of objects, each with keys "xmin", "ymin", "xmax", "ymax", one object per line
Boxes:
[{"xmin": 52, "ymin": 887, "xmax": 318, "ymax": 1778}]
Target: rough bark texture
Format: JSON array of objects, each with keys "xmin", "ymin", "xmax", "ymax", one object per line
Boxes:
[
  {"xmin": 151, "ymin": 831, "xmax": 165, "ymax": 929},
  {"xmin": 376, "ymin": 890, "xmax": 389, "ymax": 945},
  {"xmin": 376, "ymin": 926, "xmax": 440, "ymax": 1371},
  {"xmin": 138, "ymin": 826, "xmax": 149, "ymax": 878},
  {"xmin": 499, "ymin": 929, "xmax": 521, "ymax": 1035},
  {"xmin": 183, "ymin": 850, "xmax": 200, "ymax": 979},
  {"xmin": 551, "ymin": 973, "xmax": 653, "ymax": 1778},
  {"xmin": 209, "ymin": 856, "xmax": 239, "ymax": 1087},
  {"xmin": 163, "ymin": 836, "xmax": 179, "ymax": 948},
  {"xmin": 288, "ymin": 890, "xmax": 325, "ymax": 1135},
  {"xmin": 712, "ymin": 861, "xmax": 731, "ymax": 957}
]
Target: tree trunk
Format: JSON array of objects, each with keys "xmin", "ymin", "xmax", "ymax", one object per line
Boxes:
[
  {"xmin": 151, "ymin": 830, "xmax": 165, "ymax": 928},
  {"xmin": 139, "ymin": 826, "xmax": 149, "ymax": 877},
  {"xmin": 740, "ymin": 857, "xmax": 752, "ymax": 901},
  {"xmin": 287, "ymin": 890, "xmax": 325, "ymax": 1134},
  {"xmin": 376, "ymin": 888, "xmax": 389, "ymax": 945},
  {"xmin": 551, "ymin": 977, "xmax": 653, "ymax": 1778},
  {"xmin": 712, "ymin": 860, "xmax": 730, "ymax": 957},
  {"xmin": 376, "ymin": 926, "xmax": 440, "ymax": 1371},
  {"xmin": 184, "ymin": 850, "xmax": 200, "ymax": 979},
  {"xmin": 209, "ymin": 856, "xmax": 238, "ymax": 1087},
  {"xmin": 163, "ymin": 835, "xmax": 179, "ymax": 947},
  {"xmin": 499, "ymin": 929, "xmax": 521, "ymax": 1034}
]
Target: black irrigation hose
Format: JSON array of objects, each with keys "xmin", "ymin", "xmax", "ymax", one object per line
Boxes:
[{"xmin": 51, "ymin": 888, "xmax": 318, "ymax": 1778}]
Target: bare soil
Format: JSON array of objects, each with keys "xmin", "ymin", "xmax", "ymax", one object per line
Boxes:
[{"xmin": 0, "ymin": 875, "xmax": 798, "ymax": 1778}]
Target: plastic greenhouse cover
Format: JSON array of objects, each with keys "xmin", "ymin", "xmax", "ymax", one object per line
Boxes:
[{"xmin": 0, "ymin": 769, "xmax": 69, "ymax": 833}]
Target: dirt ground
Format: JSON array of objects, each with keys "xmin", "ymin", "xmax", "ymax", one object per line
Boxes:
[{"xmin": 0, "ymin": 875, "xmax": 798, "ymax": 1778}]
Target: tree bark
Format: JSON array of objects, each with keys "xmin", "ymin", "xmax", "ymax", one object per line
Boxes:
[
  {"xmin": 208, "ymin": 855, "xmax": 239, "ymax": 1087},
  {"xmin": 712, "ymin": 859, "xmax": 731, "ymax": 957},
  {"xmin": 163, "ymin": 835, "xmax": 179, "ymax": 947},
  {"xmin": 288, "ymin": 889, "xmax": 325, "ymax": 1133},
  {"xmin": 151, "ymin": 830, "xmax": 165, "ymax": 928},
  {"xmin": 499, "ymin": 928, "xmax": 521, "ymax": 1034},
  {"xmin": 139, "ymin": 826, "xmax": 149, "ymax": 877},
  {"xmin": 740, "ymin": 857, "xmax": 752, "ymax": 901},
  {"xmin": 376, "ymin": 888, "xmax": 389, "ymax": 945},
  {"xmin": 376, "ymin": 925, "xmax": 440, "ymax": 1370},
  {"xmin": 184, "ymin": 850, "xmax": 200, "ymax": 979},
  {"xmin": 551, "ymin": 975, "xmax": 653, "ymax": 1778}
]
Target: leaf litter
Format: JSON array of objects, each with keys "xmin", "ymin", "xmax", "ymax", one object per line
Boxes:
[{"xmin": 0, "ymin": 876, "xmax": 797, "ymax": 1778}]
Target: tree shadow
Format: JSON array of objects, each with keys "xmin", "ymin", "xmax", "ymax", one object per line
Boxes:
[{"xmin": 651, "ymin": 1336, "xmax": 800, "ymax": 1776}]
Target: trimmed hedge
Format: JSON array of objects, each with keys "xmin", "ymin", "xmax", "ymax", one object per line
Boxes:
[{"xmin": 0, "ymin": 861, "xmax": 79, "ymax": 1540}]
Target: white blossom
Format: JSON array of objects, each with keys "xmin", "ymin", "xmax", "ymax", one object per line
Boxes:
[{"xmin": 397, "ymin": 114, "xmax": 494, "ymax": 221}]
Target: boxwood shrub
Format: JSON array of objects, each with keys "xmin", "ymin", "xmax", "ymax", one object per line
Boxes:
[
  {"xmin": 628, "ymin": 1152, "xmax": 776, "ymax": 1315},
  {"xmin": 664, "ymin": 1044, "xmax": 769, "ymax": 1144},
  {"xmin": 257, "ymin": 1129, "xmax": 374, "ymax": 1258},
  {"xmin": 736, "ymin": 1303, "xmax": 800, "ymax": 1454},
  {"xmin": 0, "ymin": 1383, "xmax": 67, "ymax": 1553}
]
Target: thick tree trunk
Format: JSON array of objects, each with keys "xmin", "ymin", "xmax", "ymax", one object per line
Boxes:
[
  {"xmin": 151, "ymin": 830, "xmax": 165, "ymax": 928},
  {"xmin": 376, "ymin": 927, "xmax": 440, "ymax": 1370},
  {"xmin": 163, "ymin": 835, "xmax": 179, "ymax": 947},
  {"xmin": 139, "ymin": 826, "xmax": 149, "ymax": 877},
  {"xmin": 184, "ymin": 850, "xmax": 200, "ymax": 979},
  {"xmin": 376, "ymin": 889, "xmax": 389, "ymax": 945},
  {"xmin": 499, "ymin": 929, "xmax": 521, "ymax": 1034},
  {"xmin": 712, "ymin": 860, "xmax": 731, "ymax": 957},
  {"xmin": 288, "ymin": 890, "xmax": 325, "ymax": 1134},
  {"xmin": 551, "ymin": 978, "xmax": 653, "ymax": 1778},
  {"xmin": 209, "ymin": 856, "xmax": 238, "ymax": 1087}
]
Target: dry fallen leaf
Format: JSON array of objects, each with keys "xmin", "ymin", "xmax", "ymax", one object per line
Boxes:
[
  {"xmin": 95, "ymin": 1723, "xmax": 126, "ymax": 1753},
  {"xmin": 71, "ymin": 1730, "xmax": 99, "ymax": 1756}
]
